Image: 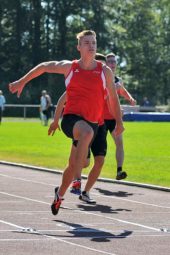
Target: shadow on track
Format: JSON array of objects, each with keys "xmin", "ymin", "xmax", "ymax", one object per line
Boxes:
[
  {"xmin": 77, "ymin": 203, "xmax": 132, "ymax": 214},
  {"xmin": 53, "ymin": 220, "xmax": 133, "ymax": 242},
  {"xmin": 95, "ymin": 188, "xmax": 137, "ymax": 197}
]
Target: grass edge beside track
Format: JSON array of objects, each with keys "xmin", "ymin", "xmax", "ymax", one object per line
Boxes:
[{"xmin": 0, "ymin": 160, "xmax": 170, "ymax": 192}]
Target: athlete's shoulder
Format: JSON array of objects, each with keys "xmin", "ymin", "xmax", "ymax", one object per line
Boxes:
[
  {"xmin": 58, "ymin": 60, "xmax": 73, "ymax": 67},
  {"xmin": 65, "ymin": 60, "xmax": 79, "ymax": 78},
  {"xmin": 61, "ymin": 60, "xmax": 79, "ymax": 75}
]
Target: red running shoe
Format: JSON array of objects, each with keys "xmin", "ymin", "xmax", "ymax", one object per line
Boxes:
[
  {"xmin": 51, "ymin": 187, "xmax": 62, "ymax": 215},
  {"xmin": 70, "ymin": 179, "xmax": 81, "ymax": 195}
]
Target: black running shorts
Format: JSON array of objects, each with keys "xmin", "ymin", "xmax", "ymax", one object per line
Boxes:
[
  {"xmin": 104, "ymin": 119, "xmax": 116, "ymax": 134},
  {"xmin": 61, "ymin": 114, "xmax": 98, "ymax": 140},
  {"xmin": 91, "ymin": 124, "xmax": 107, "ymax": 157}
]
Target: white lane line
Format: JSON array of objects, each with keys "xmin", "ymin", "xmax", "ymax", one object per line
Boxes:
[
  {"xmin": 0, "ymin": 220, "xmax": 27, "ymax": 230},
  {"xmin": 0, "ymin": 192, "xmax": 162, "ymax": 232},
  {"xmin": 77, "ymin": 209, "xmax": 161, "ymax": 232},
  {"xmin": 0, "ymin": 229, "xmax": 153, "ymax": 233},
  {"xmin": 0, "ymin": 201, "xmax": 23, "ymax": 203},
  {"xmin": 0, "ymin": 211, "xmax": 50, "ymax": 213},
  {"xmin": 1, "ymin": 173, "xmax": 170, "ymax": 209},
  {"xmin": 0, "ymin": 239, "xmax": 45, "ymax": 241},
  {"xmin": 92, "ymin": 193, "xmax": 170, "ymax": 209},
  {"xmin": 0, "ymin": 234, "xmax": 169, "ymax": 242},
  {"xmin": 0, "ymin": 192, "xmax": 50, "ymax": 205},
  {"xmin": 0, "ymin": 219, "xmax": 116, "ymax": 255},
  {"xmin": 0, "ymin": 235, "xmax": 169, "ymax": 242},
  {"xmin": 0, "ymin": 173, "xmax": 55, "ymax": 187}
]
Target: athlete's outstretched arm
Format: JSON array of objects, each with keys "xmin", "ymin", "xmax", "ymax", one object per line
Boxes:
[
  {"xmin": 48, "ymin": 92, "xmax": 67, "ymax": 136},
  {"xmin": 104, "ymin": 66, "xmax": 124, "ymax": 136},
  {"xmin": 117, "ymin": 83, "xmax": 136, "ymax": 106},
  {"xmin": 9, "ymin": 61, "xmax": 72, "ymax": 98}
]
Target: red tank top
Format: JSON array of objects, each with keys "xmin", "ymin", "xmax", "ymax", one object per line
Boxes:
[
  {"xmin": 103, "ymin": 98, "xmax": 114, "ymax": 119},
  {"xmin": 63, "ymin": 60, "xmax": 106, "ymax": 123},
  {"xmin": 103, "ymin": 88, "xmax": 121, "ymax": 120}
]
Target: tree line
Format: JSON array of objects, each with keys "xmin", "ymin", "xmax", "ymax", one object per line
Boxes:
[{"xmin": 0, "ymin": 0, "xmax": 170, "ymax": 106}]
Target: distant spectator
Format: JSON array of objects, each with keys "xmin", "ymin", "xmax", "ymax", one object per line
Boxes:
[
  {"xmin": 0, "ymin": 90, "xmax": 6, "ymax": 125},
  {"xmin": 40, "ymin": 90, "xmax": 52, "ymax": 126},
  {"xmin": 142, "ymin": 97, "xmax": 151, "ymax": 106}
]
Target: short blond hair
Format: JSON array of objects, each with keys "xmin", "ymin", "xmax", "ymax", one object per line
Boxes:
[{"xmin": 77, "ymin": 30, "xmax": 96, "ymax": 44}]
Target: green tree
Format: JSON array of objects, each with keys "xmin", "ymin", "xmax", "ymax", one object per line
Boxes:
[{"xmin": 0, "ymin": 0, "xmax": 169, "ymax": 106}]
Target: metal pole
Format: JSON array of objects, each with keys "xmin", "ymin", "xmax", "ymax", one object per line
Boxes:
[{"xmin": 24, "ymin": 106, "xmax": 26, "ymax": 119}]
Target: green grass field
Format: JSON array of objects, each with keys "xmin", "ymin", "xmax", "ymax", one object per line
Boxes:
[{"xmin": 0, "ymin": 118, "xmax": 170, "ymax": 187}]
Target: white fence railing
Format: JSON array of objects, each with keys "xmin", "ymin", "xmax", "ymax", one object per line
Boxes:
[
  {"xmin": 4, "ymin": 104, "xmax": 158, "ymax": 119},
  {"xmin": 5, "ymin": 104, "xmax": 40, "ymax": 119},
  {"xmin": 121, "ymin": 105, "xmax": 156, "ymax": 113}
]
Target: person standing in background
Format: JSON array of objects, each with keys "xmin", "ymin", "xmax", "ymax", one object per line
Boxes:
[
  {"xmin": 40, "ymin": 90, "xmax": 52, "ymax": 126},
  {"xmin": 105, "ymin": 53, "xmax": 136, "ymax": 180},
  {"xmin": 142, "ymin": 97, "xmax": 151, "ymax": 106},
  {"xmin": 0, "ymin": 90, "xmax": 6, "ymax": 125}
]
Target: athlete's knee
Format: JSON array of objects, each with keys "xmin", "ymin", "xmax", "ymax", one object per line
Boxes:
[
  {"xmin": 83, "ymin": 158, "xmax": 90, "ymax": 168},
  {"xmin": 94, "ymin": 156, "xmax": 105, "ymax": 169},
  {"xmin": 74, "ymin": 122, "xmax": 94, "ymax": 143},
  {"xmin": 115, "ymin": 140, "xmax": 124, "ymax": 149},
  {"xmin": 114, "ymin": 135, "xmax": 123, "ymax": 147},
  {"xmin": 81, "ymin": 128, "xmax": 94, "ymax": 141}
]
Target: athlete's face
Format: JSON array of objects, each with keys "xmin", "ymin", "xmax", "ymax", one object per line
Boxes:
[
  {"xmin": 106, "ymin": 56, "xmax": 117, "ymax": 71},
  {"xmin": 77, "ymin": 35, "xmax": 97, "ymax": 57}
]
